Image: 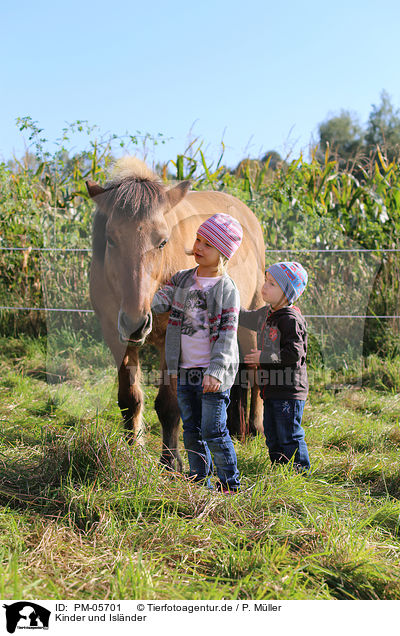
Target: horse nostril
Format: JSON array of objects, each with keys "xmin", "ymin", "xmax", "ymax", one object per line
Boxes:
[
  {"xmin": 118, "ymin": 311, "xmax": 152, "ymax": 341},
  {"xmin": 118, "ymin": 311, "xmax": 135, "ymax": 336}
]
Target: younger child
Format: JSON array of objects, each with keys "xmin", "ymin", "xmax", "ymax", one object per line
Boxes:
[
  {"xmin": 239, "ymin": 262, "xmax": 310, "ymax": 472},
  {"xmin": 151, "ymin": 213, "xmax": 243, "ymax": 492}
]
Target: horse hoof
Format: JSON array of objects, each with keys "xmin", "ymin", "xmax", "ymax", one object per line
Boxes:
[{"xmin": 160, "ymin": 454, "xmax": 183, "ymax": 473}]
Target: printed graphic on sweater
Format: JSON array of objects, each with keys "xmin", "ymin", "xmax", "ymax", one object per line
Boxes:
[{"xmin": 181, "ymin": 290, "xmax": 208, "ymax": 337}]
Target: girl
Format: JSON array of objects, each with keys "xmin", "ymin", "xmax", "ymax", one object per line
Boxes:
[{"xmin": 151, "ymin": 213, "xmax": 242, "ymax": 492}]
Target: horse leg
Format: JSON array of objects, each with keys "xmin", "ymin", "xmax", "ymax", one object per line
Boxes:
[
  {"xmin": 245, "ymin": 328, "xmax": 263, "ymax": 435},
  {"xmin": 233, "ymin": 327, "xmax": 263, "ymax": 437},
  {"xmin": 154, "ymin": 354, "xmax": 183, "ymax": 472},
  {"xmin": 98, "ymin": 320, "xmax": 144, "ymax": 442},
  {"xmin": 227, "ymin": 366, "xmax": 248, "ymax": 439},
  {"xmin": 248, "ymin": 369, "xmax": 264, "ymax": 434},
  {"xmin": 245, "ymin": 285, "xmax": 265, "ymax": 435},
  {"xmin": 117, "ymin": 349, "xmax": 144, "ymax": 442}
]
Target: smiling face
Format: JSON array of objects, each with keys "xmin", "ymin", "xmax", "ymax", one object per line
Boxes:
[
  {"xmin": 261, "ymin": 271, "xmax": 288, "ymax": 309},
  {"xmin": 192, "ymin": 234, "xmax": 221, "ymax": 275}
]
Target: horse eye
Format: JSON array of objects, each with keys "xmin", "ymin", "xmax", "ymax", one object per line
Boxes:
[
  {"xmin": 158, "ymin": 239, "xmax": 168, "ymax": 250},
  {"xmin": 107, "ymin": 236, "xmax": 116, "ymax": 248}
]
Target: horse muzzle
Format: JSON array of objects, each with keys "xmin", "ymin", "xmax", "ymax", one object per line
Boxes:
[{"xmin": 118, "ymin": 310, "xmax": 153, "ymax": 346}]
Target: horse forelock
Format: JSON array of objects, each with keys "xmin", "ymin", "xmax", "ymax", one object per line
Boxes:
[
  {"xmin": 102, "ymin": 156, "xmax": 166, "ymax": 219},
  {"xmin": 105, "ymin": 177, "xmax": 166, "ymax": 219}
]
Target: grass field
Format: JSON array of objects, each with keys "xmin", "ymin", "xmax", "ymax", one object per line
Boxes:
[{"xmin": 0, "ymin": 334, "xmax": 400, "ymax": 600}]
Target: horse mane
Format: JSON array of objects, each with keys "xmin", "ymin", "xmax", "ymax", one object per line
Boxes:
[{"xmin": 104, "ymin": 156, "xmax": 166, "ymax": 219}]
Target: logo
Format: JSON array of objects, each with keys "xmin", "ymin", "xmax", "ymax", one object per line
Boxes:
[
  {"xmin": 3, "ymin": 603, "xmax": 51, "ymax": 634},
  {"xmin": 269, "ymin": 327, "xmax": 279, "ymax": 341},
  {"xmin": 187, "ymin": 369, "xmax": 203, "ymax": 385}
]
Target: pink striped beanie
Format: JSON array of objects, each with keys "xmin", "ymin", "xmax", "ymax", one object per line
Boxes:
[{"xmin": 197, "ymin": 213, "xmax": 243, "ymax": 259}]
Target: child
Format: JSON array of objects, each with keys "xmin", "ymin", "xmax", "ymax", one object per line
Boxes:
[
  {"xmin": 151, "ymin": 213, "xmax": 243, "ymax": 492},
  {"xmin": 239, "ymin": 262, "xmax": 310, "ymax": 472}
]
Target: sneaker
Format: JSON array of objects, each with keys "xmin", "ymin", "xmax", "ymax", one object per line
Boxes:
[{"xmin": 215, "ymin": 482, "xmax": 240, "ymax": 495}]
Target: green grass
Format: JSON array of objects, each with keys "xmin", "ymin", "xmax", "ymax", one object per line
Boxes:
[{"xmin": 0, "ymin": 334, "xmax": 400, "ymax": 599}]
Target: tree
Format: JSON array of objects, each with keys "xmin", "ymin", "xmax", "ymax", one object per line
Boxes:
[
  {"xmin": 317, "ymin": 110, "xmax": 364, "ymax": 168},
  {"xmin": 261, "ymin": 150, "xmax": 283, "ymax": 171},
  {"xmin": 365, "ymin": 90, "xmax": 400, "ymax": 162}
]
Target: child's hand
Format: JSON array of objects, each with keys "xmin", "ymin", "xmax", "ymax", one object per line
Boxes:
[
  {"xmin": 202, "ymin": 374, "xmax": 221, "ymax": 393},
  {"xmin": 244, "ymin": 349, "xmax": 261, "ymax": 367}
]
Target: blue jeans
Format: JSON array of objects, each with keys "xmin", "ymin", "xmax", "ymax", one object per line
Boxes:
[
  {"xmin": 263, "ymin": 399, "xmax": 310, "ymax": 471},
  {"xmin": 177, "ymin": 369, "xmax": 240, "ymax": 490}
]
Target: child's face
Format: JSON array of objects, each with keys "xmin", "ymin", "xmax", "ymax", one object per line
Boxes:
[
  {"xmin": 262, "ymin": 271, "xmax": 288, "ymax": 308},
  {"xmin": 193, "ymin": 234, "xmax": 221, "ymax": 270}
]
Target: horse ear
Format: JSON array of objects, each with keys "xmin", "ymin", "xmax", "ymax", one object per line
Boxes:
[
  {"xmin": 166, "ymin": 181, "xmax": 191, "ymax": 210},
  {"xmin": 86, "ymin": 180, "xmax": 106, "ymax": 199}
]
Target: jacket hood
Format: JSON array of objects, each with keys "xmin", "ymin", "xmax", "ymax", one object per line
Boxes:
[{"xmin": 270, "ymin": 305, "xmax": 306, "ymax": 324}]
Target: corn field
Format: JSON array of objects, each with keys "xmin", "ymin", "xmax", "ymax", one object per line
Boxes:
[{"xmin": 1, "ymin": 119, "xmax": 400, "ymax": 364}]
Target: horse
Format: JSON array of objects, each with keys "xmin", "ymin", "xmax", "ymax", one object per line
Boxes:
[{"xmin": 86, "ymin": 157, "xmax": 265, "ymax": 471}]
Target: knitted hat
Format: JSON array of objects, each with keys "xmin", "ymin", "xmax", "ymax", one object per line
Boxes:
[
  {"xmin": 197, "ymin": 213, "xmax": 243, "ymax": 259},
  {"xmin": 267, "ymin": 262, "xmax": 308, "ymax": 304}
]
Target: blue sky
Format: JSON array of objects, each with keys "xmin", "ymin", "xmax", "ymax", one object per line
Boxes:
[{"xmin": 2, "ymin": 0, "xmax": 400, "ymax": 168}]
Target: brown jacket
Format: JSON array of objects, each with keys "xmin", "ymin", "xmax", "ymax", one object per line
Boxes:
[{"xmin": 239, "ymin": 305, "xmax": 308, "ymax": 400}]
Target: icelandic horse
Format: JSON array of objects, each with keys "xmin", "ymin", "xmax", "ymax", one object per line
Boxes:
[{"xmin": 87, "ymin": 157, "xmax": 265, "ymax": 470}]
